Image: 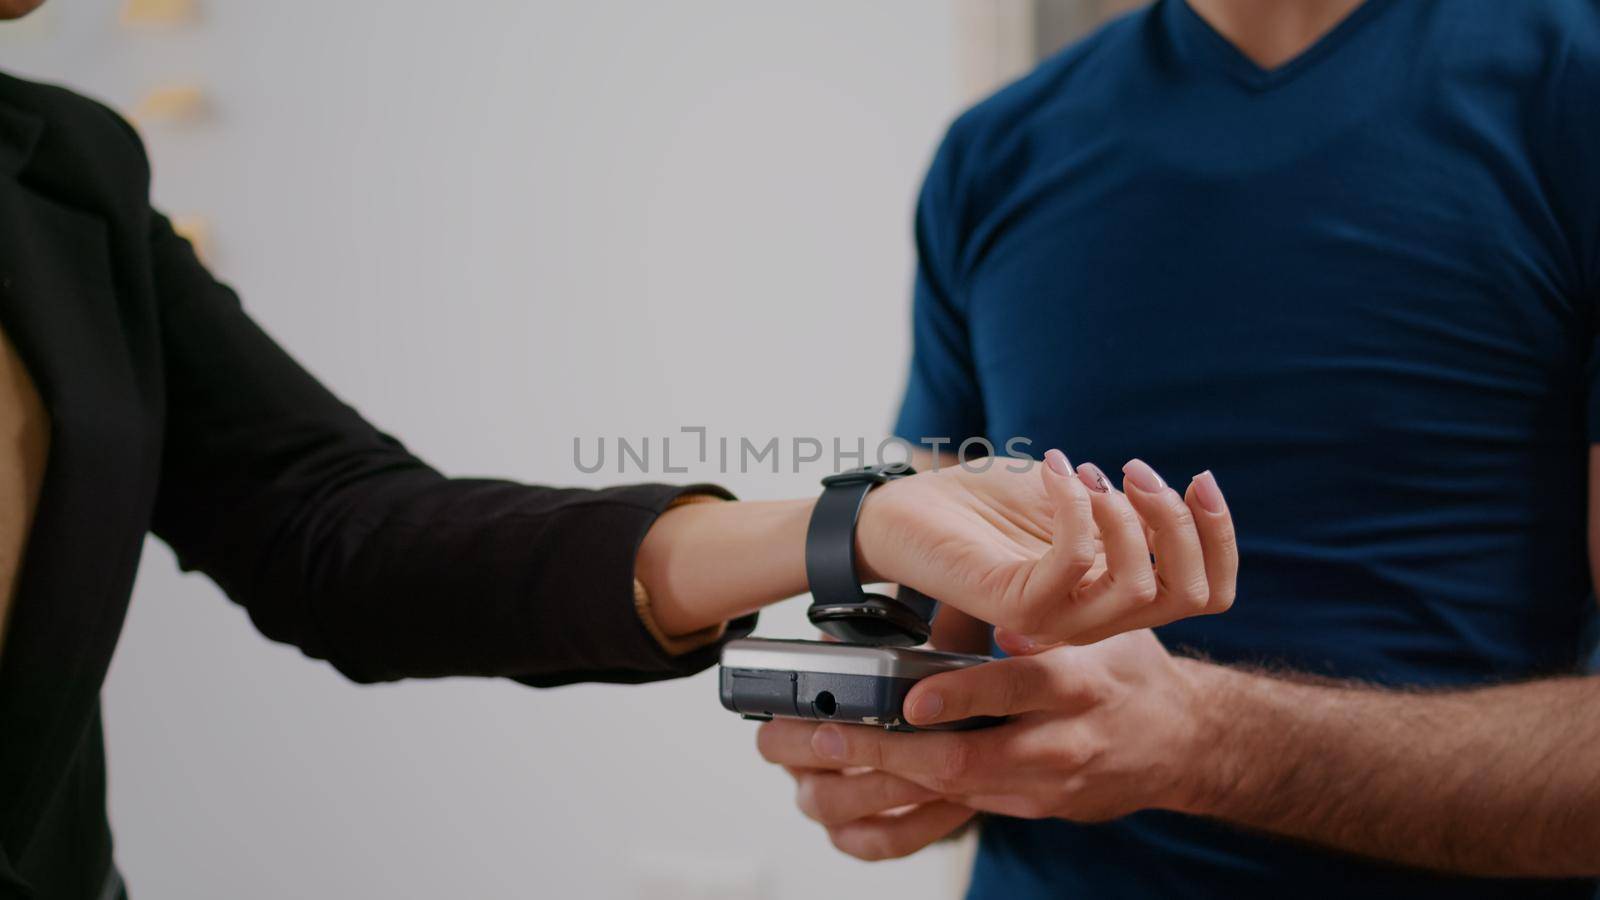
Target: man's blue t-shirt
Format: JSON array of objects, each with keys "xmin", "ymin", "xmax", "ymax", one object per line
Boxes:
[{"xmin": 893, "ymin": 1, "xmax": 1600, "ymax": 897}]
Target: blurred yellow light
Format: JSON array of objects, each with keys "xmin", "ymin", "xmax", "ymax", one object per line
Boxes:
[
  {"xmin": 131, "ymin": 85, "xmax": 209, "ymax": 124},
  {"xmin": 120, "ymin": 0, "xmax": 199, "ymax": 26},
  {"xmin": 170, "ymin": 215, "xmax": 211, "ymax": 263}
]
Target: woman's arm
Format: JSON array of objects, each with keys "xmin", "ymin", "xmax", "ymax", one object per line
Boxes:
[
  {"xmin": 144, "ymin": 212, "xmax": 1238, "ymax": 688},
  {"xmin": 635, "ymin": 498, "xmax": 811, "ymax": 638},
  {"xmin": 147, "ymin": 209, "xmax": 742, "ymax": 686},
  {"xmin": 640, "ymin": 450, "xmax": 1240, "ymax": 648}
]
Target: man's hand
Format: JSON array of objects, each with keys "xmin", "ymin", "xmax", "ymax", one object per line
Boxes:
[
  {"xmin": 858, "ymin": 453, "xmax": 1237, "ymax": 646},
  {"xmin": 759, "ymin": 629, "xmax": 1205, "ymax": 859},
  {"xmin": 765, "ymin": 625, "xmax": 1600, "ymax": 875},
  {"xmin": 778, "ymin": 766, "xmax": 978, "ymax": 862}
]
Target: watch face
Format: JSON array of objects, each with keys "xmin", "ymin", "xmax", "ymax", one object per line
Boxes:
[
  {"xmin": 815, "ymin": 618, "xmax": 921, "ymax": 647},
  {"xmin": 808, "ymin": 600, "xmax": 931, "ymax": 647}
]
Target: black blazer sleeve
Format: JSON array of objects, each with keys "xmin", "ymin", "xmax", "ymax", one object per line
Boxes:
[{"xmin": 145, "ymin": 212, "xmax": 746, "ymax": 686}]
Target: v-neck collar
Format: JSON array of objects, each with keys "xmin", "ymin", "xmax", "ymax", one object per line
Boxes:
[{"xmin": 1166, "ymin": 0, "xmax": 1395, "ymax": 91}]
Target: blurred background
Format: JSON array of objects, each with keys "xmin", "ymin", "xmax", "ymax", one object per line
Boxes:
[{"xmin": 0, "ymin": 1, "xmax": 1134, "ymax": 897}]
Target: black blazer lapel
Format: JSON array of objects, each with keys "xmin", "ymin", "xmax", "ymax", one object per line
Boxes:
[
  {"xmin": 0, "ymin": 165, "xmax": 148, "ymax": 863},
  {"xmin": 0, "ymin": 101, "xmax": 41, "ymax": 179}
]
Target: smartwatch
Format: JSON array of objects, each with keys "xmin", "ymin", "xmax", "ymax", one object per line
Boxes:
[{"xmin": 804, "ymin": 465, "xmax": 938, "ymax": 646}]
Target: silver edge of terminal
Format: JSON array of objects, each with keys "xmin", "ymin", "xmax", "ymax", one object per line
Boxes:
[{"xmin": 719, "ymin": 638, "xmax": 991, "ymax": 680}]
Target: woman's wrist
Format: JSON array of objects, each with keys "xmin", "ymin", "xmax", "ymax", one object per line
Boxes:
[
  {"xmin": 636, "ymin": 477, "xmax": 911, "ymax": 639},
  {"xmin": 635, "ymin": 497, "xmax": 815, "ymax": 638},
  {"xmin": 853, "ymin": 479, "xmax": 911, "ymax": 586}
]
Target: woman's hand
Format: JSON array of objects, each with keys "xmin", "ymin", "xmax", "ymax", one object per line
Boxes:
[
  {"xmin": 856, "ymin": 453, "xmax": 1237, "ymax": 646},
  {"xmin": 759, "ymin": 629, "xmax": 1209, "ymax": 860},
  {"xmin": 636, "ymin": 451, "xmax": 1236, "ymax": 648}
]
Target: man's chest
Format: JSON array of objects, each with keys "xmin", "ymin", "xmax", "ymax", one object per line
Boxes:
[{"xmin": 958, "ymin": 121, "xmax": 1590, "ymax": 467}]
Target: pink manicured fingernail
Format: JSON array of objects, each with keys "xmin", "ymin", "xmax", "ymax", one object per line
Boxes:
[
  {"xmin": 1191, "ymin": 470, "xmax": 1226, "ymax": 514},
  {"xmin": 813, "ymin": 727, "xmax": 846, "ymax": 760},
  {"xmin": 995, "ymin": 628, "xmax": 1048, "ymax": 656},
  {"xmin": 908, "ymin": 691, "xmax": 944, "ymax": 723},
  {"xmin": 1045, "ymin": 449, "xmax": 1074, "ymax": 476},
  {"xmin": 1076, "ymin": 462, "xmax": 1110, "ymax": 493},
  {"xmin": 1122, "ymin": 458, "xmax": 1166, "ymax": 492}
]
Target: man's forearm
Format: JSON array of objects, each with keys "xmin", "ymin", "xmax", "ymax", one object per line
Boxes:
[{"xmin": 1177, "ymin": 661, "xmax": 1600, "ymax": 876}]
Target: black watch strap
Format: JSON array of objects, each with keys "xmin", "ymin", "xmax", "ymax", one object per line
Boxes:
[
  {"xmin": 804, "ymin": 465, "xmax": 937, "ymax": 646},
  {"xmin": 804, "ymin": 468, "xmax": 892, "ymax": 612}
]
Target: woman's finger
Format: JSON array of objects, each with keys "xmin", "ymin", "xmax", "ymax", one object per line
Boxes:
[
  {"xmin": 992, "ymin": 627, "xmax": 1060, "ymax": 657},
  {"xmin": 1008, "ymin": 450, "xmax": 1099, "ymax": 635},
  {"xmin": 1064, "ymin": 468, "xmax": 1239, "ymax": 642},
  {"xmin": 1054, "ymin": 462, "xmax": 1158, "ymax": 640},
  {"xmin": 1185, "ymin": 470, "xmax": 1238, "ymax": 615},
  {"xmin": 1120, "ymin": 457, "xmax": 1208, "ymax": 611}
]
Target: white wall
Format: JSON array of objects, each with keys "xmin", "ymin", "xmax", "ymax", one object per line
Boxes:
[{"xmin": 0, "ymin": 3, "xmax": 970, "ymax": 898}]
